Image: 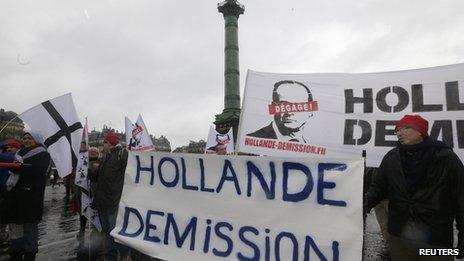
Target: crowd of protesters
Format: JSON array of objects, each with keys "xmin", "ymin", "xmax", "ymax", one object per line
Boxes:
[
  {"xmin": 0, "ymin": 132, "xmax": 50, "ymax": 260},
  {"xmin": 0, "ymin": 114, "xmax": 463, "ymax": 261},
  {"xmin": 0, "ymin": 133, "xmax": 160, "ymax": 261}
]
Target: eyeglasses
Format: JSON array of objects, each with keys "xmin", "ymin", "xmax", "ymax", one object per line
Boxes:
[{"xmin": 394, "ymin": 127, "xmax": 411, "ymax": 135}]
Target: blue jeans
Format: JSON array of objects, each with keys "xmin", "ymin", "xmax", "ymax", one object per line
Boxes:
[
  {"xmin": 10, "ymin": 222, "xmax": 39, "ymax": 254},
  {"xmin": 99, "ymin": 206, "xmax": 131, "ymax": 261}
]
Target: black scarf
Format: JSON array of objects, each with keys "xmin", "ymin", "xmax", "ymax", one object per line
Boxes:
[{"xmin": 399, "ymin": 137, "xmax": 444, "ymax": 195}]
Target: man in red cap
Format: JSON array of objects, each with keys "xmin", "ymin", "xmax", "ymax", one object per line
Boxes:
[
  {"xmin": 93, "ymin": 133, "xmax": 131, "ymax": 260},
  {"xmin": 364, "ymin": 114, "xmax": 464, "ymax": 260}
]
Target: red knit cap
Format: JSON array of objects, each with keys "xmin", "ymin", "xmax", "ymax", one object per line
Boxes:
[
  {"xmin": 5, "ymin": 140, "xmax": 22, "ymax": 149},
  {"xmin": 396, "ymin": 114, "xmax": 429, "ymax": 137},
  {"xmin": 104, "ymin": 133, "xmax": 120, "ymax": 146}
]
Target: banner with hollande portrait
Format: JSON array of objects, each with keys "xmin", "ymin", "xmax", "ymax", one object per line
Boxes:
[
  {"xmin": 237, "ymin": 64, "xmax": 464, "ymax": 167},
  {"xmin": 112, "ymin": 151, "xmax": 364, "ymax": 261},
  {"xmin": 205, "ymin": 126, "xmax": 234, "ymax": 155}
]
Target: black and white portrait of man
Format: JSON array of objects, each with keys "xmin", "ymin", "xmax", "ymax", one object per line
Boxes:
[{"xmin": 247, "ymin": 80, "xmax": 316, "ymax": 143}]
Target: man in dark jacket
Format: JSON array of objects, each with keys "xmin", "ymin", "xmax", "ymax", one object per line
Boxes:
[
  {"xmin": 93, "ymin": 133, "xmax": 129, "ymax": 261},
  {"xmin": 2, "ymin": 132, "xmax": 51, "ymax": 260},
  {"xmin": 364, "ymin": 115, "xmax": 464, "ymax": 260}
]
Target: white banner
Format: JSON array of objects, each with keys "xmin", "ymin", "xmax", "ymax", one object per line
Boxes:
[
  {"xmin": 125, "ymin": 114, "xmax": 155, "ymax": 151},
  {"xmin": 237, "ymin": 64, "xmax": 464, "ymax": 166},
  {"xmin": 205, "ymin": 126, "xmax": 234, "ymax": 155},
  {"xmin": 112, "ymin": 152, "xmax": 364, "ymax": 261},
  {"xmin": 19, "ymin": 93, "xmax": 83, "ymax": 177}
]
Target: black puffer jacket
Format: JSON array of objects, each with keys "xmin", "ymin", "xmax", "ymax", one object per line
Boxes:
[
  {"xmin": 2, "ymin": 146, "xmax": 51, "ymax": 224},
  {"xmin": 93, "ymin": 146, "xmax": 128, "ymax": 209},
  {"xmin": 365, "ymin": 138, "xmax": 464, "ymax": 247}
]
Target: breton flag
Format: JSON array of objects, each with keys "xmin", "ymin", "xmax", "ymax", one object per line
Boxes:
[
  {"xmin": 205, "ymin": 126, "xmax": 234, "ymax": 155},
  {"xmin": 75, "ymin": 118, "xmax": 89, "ymax": 190},
  {"xmin": 19, "ymin": 93, "xmax": 83, "ymax": 177},
  {"xmin": 125, "ymin": 114, "xmax": 155, "ymax": 151},
  {"xmin": 75, "ymin": 119, "xmax": 101, "ymax": 231}
]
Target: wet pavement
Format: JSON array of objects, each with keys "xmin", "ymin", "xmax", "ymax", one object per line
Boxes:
[
  {"xmin": 0, "ymin": 185, "xmax": 389, "ymax": 260},
  {"xmin": 1, "ymin": 185, "xmax": 82, "ymax": 260}
]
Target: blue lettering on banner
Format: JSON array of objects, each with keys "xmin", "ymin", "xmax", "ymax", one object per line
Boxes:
[
  {"xmin": 213, "ymin": 222, "xmax": 234, "ymax": 257},
  {"xmin": 135, "ymin": 155, "xmax": 155, "ymax": 185},
  {"xmin": 131, "ymin": 155, "xmax": 350, "ymax": 207},
  {"xmin": 144, "ymin": 210, "xmax": 164, "ymax": 243},
  {"xmin": 203, "ymin": 219, "xmax": 213, "ymax": 253},
  {"xmin": 181, "ymin": 158, "xmax": 199, "ymax": 191},
  {"xmin": 216, "ymin": 160, "xmax": 242, "ymax": 195},
  {"xmin": 246, "ymin": 161, "xmax": 276, "ymax": 199},
  {"xmin": 164, "ymin": 213, "xmax": 197, "ymax": 250},
  {"xmin": 265, "ymin": 229, "xmax": 271, "ymax": 261},
  {"xmin": 282, "ymin": 162, "xmax": 313, "ymax": 202},
  {"xmin": 199, "ymin": 158, "xmax": 215, "ymax": 193},
  {"xmin": 118, "ymin": 207, "xmax": 144, "ymax": 237},
  {"xmin": 158, "ymin": 157, "xmax": 179, "ymax": 187},
  {"xmin": 117, "ymin": 207, "xmax": 341, "ymax": 260},
  {"xmin": 237, "ymin": 226, "xmax": 260, "ymax": 261},
  {"xmin": 317, "ymin": 163, "xmax": 347, "ymax": 207},
  {"xmin": 275, "ymin": 232, "xmax": 298, "ymax": 261},
  {"xmin": 304, "ymin": 236, "xmax": 339, "ymax": 261}
]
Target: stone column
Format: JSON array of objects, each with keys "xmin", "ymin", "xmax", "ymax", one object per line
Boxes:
[{"xmin": 214, "ymin": 0, "xmax": 245, "ymax": 141}]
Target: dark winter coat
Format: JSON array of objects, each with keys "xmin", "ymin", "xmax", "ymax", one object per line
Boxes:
[
  {"xmin": 93, "ymin": 146, "xmax": 128, "ymax": 209},
  {"xmin": 0, "ymin": 152, "xmax": 15, "ymax": 193},
  {"xmin": 1, "ymin": 146, "xmax": 51, "ymax": 224},
  {"xmin": 365, "ymin": 138, "xmax": 464, "ymax": 247}
]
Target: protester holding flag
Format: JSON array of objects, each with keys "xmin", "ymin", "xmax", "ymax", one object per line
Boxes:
[
  {"xmin": 364, "ymin": 115, "xmax": 464, "ymax": 260},
  {"xmin": 1, "ymin": 132, "xmax": 51, "ymax": 260},
  {"xmin": 93, "ymin": 133, "xmax": 130, "ymax": 260}
]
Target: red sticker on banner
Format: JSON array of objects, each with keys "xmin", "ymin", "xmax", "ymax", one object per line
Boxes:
[
  {"xmin": 268, "ymin": 101, "xmax": 318, "ymax": 115},
  {"xmin": 132, "ymin": 126, "xmax": 143, "ymax": 136}
]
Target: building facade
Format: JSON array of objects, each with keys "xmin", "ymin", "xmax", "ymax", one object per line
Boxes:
[{"xmin": 173, "ymin": 140, "xmax": 206, "ymax": 154}]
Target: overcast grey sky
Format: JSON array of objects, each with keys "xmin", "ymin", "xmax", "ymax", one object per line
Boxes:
[{"xmin": 1, "ymin": 0, "xmax": 463, "ymax": 149}]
